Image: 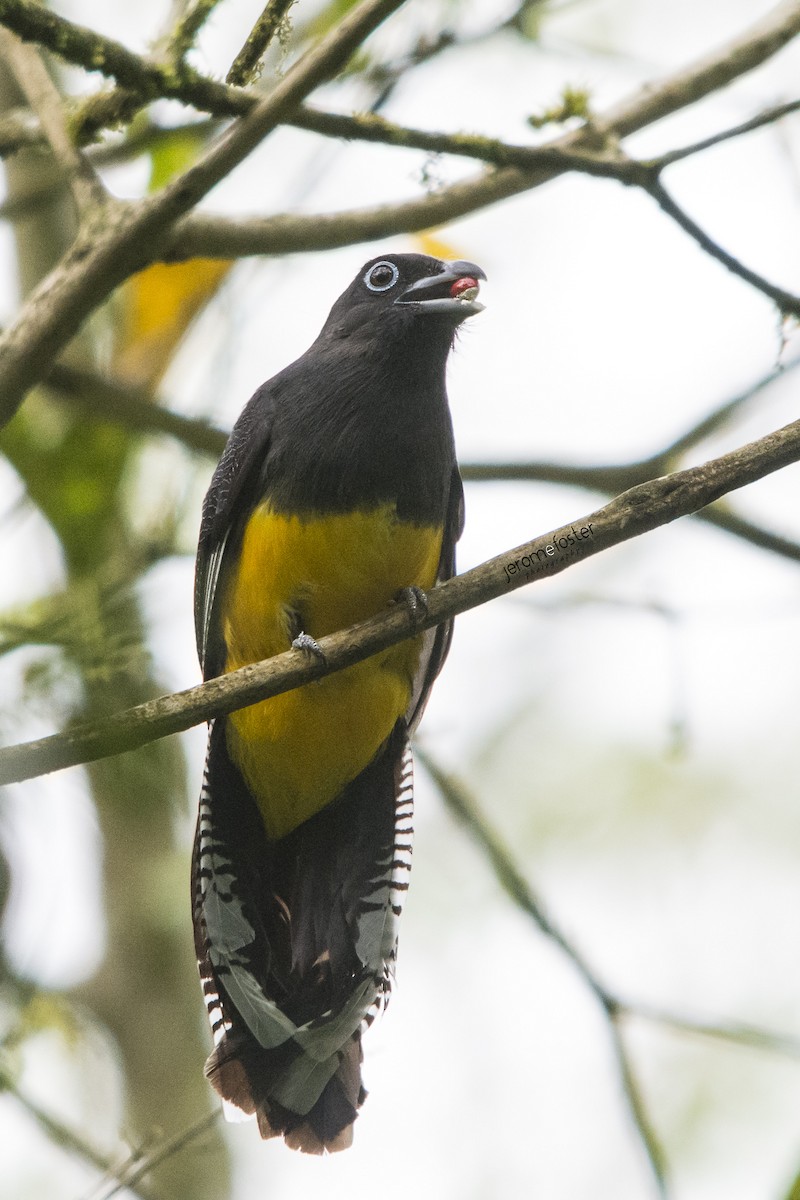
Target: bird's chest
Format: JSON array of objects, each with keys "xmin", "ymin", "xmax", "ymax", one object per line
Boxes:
[
  {"xmin": 223, "ymin": 501, "xmax": 442, "ymax": 665},
  {"xmin": 220, "ymin": 502, "xmax": 443, "ymax": 838}
]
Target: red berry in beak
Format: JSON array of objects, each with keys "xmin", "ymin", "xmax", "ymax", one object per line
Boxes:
[{"xmin": 450, "ymin": 276, "xmax": 480, "ymax": 300}]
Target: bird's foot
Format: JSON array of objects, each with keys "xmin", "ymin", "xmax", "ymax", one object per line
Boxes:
[{"xmin": 394, "ymin": 585, "xmax": 429, "ymax": 629}]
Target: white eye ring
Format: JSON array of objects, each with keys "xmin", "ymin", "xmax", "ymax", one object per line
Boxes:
[{"xmin": 364, "ymin": 260, "xmax": 399, "ymax": 292}]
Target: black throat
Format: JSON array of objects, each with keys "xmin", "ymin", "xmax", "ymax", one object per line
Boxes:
[{"xmin": 261, "ymin": 321, "xmax": 458, "ymax": 524}]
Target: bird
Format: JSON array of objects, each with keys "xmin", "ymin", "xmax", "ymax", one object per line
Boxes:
[{"xmin": 192, "ymin": 252, "xmax": 485, "ymax": 1153}]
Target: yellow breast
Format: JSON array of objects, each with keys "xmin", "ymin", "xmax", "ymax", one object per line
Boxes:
[{"xmin": 222, "ymin": 502, "xmax": 443, "ymax": 839}]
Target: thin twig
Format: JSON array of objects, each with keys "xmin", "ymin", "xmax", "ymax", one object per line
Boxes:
[
  {"xmin": 653, "ymin": 97, "xmax": 800, "ymax": 168},
  {"xmin": 417, "ymin": 749, "xmax": 668, "ymax": 1197},
  {"xmin": 645, "ymin": 176, "xmax": 800, "ymax": 317},
  {"xmin": 656, "ymin": 361, "xmax": 800, "ymax": 461},
  {"xmin": 604, "ymin": 1019, "xmax": 669, "ymax": 1196},
  {"xmin": 89, "ymin": 1112, "xmax": 219, "ymax": 1200},
  {"xmin": 226, "ymin": 0, "xmax": 296, "ymax": 87},
  {"xmin": 619, "ymin": 1002, "xmax": 800, "ymax": 1059},
  {"xmin": 1, "ymin": 414, "xmax": 799, "ymax": 783},
  {"xmin": 0, "ymin": 1060, "xmax": 154, "ymax": 1200},
  {"xmin": 698, "ymin": 505, "xmax": 800, "ymax": 561},
  {"xmin": 168, "ymin": 0, "xmax": 225, "ymax": 62}
]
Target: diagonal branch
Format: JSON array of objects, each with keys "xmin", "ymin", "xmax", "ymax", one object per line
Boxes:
[
  {"xmin": 0, "ymin": 0, "xmax": 409, "ymax": 430},
  {"xmin": 418, "ymin": 746, "xmax": 668, "ymax": 1195},
  {"xmin": 644, "ymin": 177, "xmax": 800, "ymax": 316},
  {"xmin": 0, "ymin": 27, "xmax": 104, "ymax": 215},
  {"xmin": 90, "ymin": 1112, "xmax": 219, "ymax": 1200},
  {"xmin": 0, "ymin": 1060, "xmax": 155, "ymax": 1200},
  {"xmin": 226, "ymin": 0, "xmax": 296, "ymax": 87},
  {"xmin": 418, "ymin": 748, "xmax": 800, "ymax": 1192},
  {"xmin": 652, "ymin": 98, "xmax": 800, "ymax": 168},
  {"xmin": 1, "ymin": 415, "xmax": 799, "ymax": 785}
]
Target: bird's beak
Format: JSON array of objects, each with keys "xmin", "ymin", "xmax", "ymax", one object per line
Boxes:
[{"xmin": 394, "ymin": 260, "xmax": 486, "ymax": 316}]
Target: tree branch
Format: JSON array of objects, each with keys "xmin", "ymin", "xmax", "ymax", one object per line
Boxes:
[
  {"xmin": 0, "ymin": 0, "xmax": 796, "ymax": 420},
  {"xmin": 167, "ymin": 0, "xmax": 225, "ymax": 63},
  {"xmin": 1, "ymin": 416, "xmax": 799, "ymax": 785},
  {"xmin": 226, "ymin": 0, "xmax": 296, "ymax": 87},
  {"xmin": 0, "ymin": 0, "xmax": 409, "ymax": 429},
  {"xmin": 652, "ymin": 97, "xmax": 800, "ymax": 168},
  {"xmin": 92, "ymin": 1112, "xmax": 219, "ymax": 1200},
  {"xmin": 644, "ymin": 176, "xmax": 800, "ymax": 316},
  {"xmin": 419, "ymin": 745, "xmax": 800, "ymax": 1193},
  {"xmin": 44, "ymin": 362, "xmax": 230, "ymax": 457},
  {"xmin": 0, "ymin": 0, "xmax": 249, "ymax": 118},
  {"xmin": 0, "ymin": 1060, "xmax": 155, "ymax": 1200},
  {"xmin": 0, "ymin": 27, "xmax": 104, "ymax": 214},
  {"xmin": 418, "ymin": 747, "xmax": 669, "ymax": 1193},
  {"xmin": 171, "ymin": 0, "xmax": 800, "ymax": 258}
]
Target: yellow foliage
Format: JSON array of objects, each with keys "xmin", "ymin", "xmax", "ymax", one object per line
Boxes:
[{"xmin": 113, "ymin": 258, "xmax": 232, "ymax": 391}]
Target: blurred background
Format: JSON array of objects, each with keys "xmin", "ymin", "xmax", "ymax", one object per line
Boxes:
[{"xmin": 1, "ymin": 1, "xmax": 800, "ymax": 1197}]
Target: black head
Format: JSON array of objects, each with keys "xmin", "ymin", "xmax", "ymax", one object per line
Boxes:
[{"xmin": 317, "ymin": 253, "xmax": 486, "ymax": 347}]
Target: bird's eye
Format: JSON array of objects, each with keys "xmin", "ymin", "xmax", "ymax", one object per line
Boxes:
[{"xmin": 364, "ymin": 261, "xmax": 399, "ymax": 293}]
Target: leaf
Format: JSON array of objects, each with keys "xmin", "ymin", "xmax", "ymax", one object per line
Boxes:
[
  {"xmin": 113, "ymin": 258, "xmax": 232, "ymax": 390},
  {"xmin": 112, "ymin": 129, "xmax": 234, "ymax": 390}
]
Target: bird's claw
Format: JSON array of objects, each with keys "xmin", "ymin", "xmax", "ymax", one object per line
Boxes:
[{"xmin": 395, "ymin": 585, "xmax": 429, "ymax": 629}]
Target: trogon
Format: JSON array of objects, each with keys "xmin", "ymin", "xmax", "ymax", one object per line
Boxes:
[{"xmin": 192, "ymin": 252, "xmax": 485, "ymax": 1153}]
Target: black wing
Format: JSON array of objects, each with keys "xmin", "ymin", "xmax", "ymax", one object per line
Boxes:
[
  {"xmin": 406, "ymin": 463, "xmax": 464, "ymax": 729},
  {"xmin": 194, "ymin": 383, "xmax": 276, "ymax": 678}
]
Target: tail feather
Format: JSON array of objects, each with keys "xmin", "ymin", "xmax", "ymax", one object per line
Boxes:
[
  {"xmin": 204, "ymin": 1028, "xmax": 362, "ymax": 1149},
  {"xmin": 192, "ymin": 719, "xmax": 413, "ymax": 1152}
]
